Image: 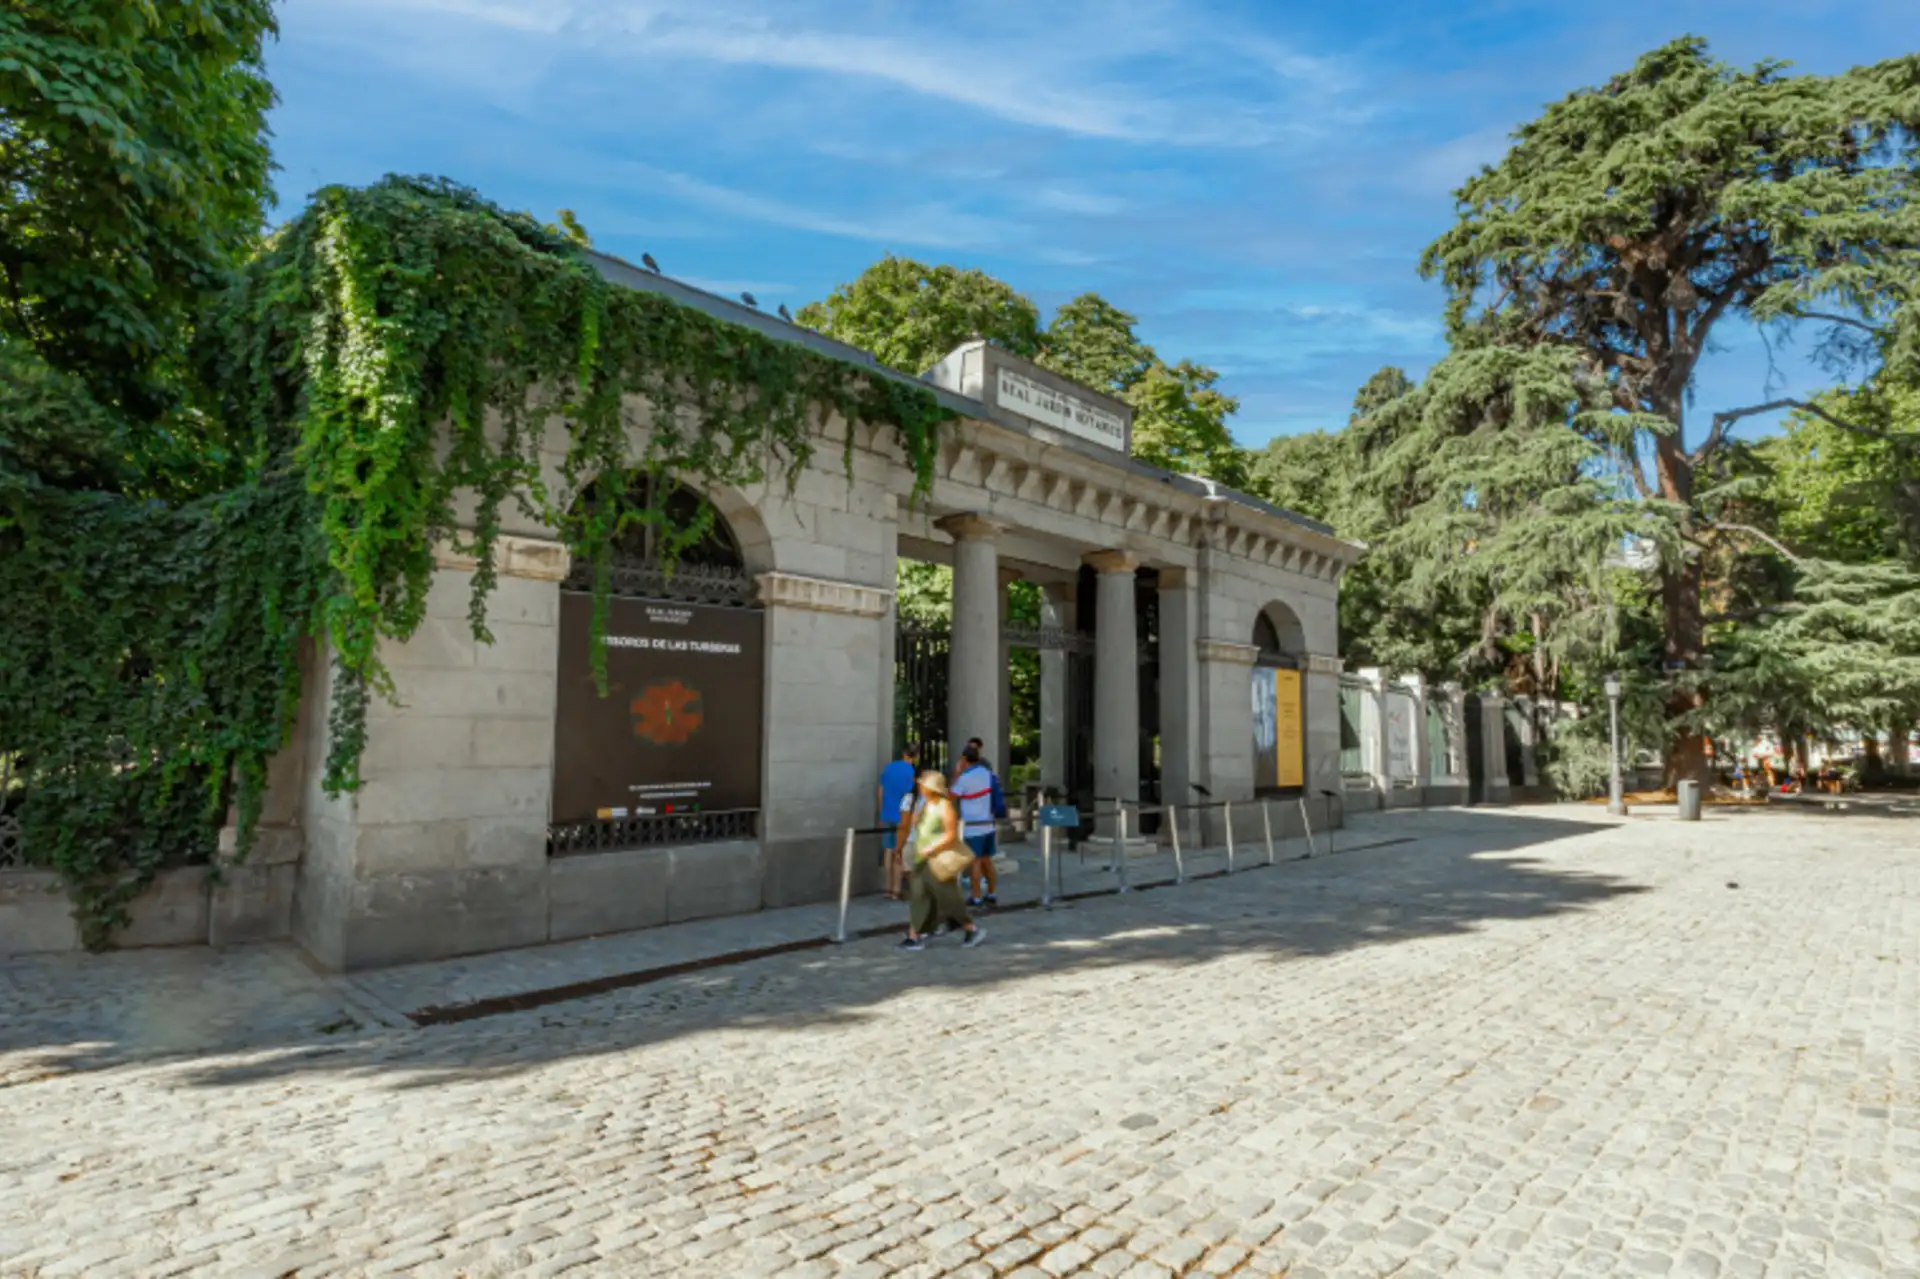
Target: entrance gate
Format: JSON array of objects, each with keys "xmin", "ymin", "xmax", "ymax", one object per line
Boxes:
[{"xmin": 893, "ymin": 620, "xmax": 951, "ymax": 778}]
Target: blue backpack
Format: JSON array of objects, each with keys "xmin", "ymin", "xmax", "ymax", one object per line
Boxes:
[{"xmin": 990, "ymin": 773, "xmax": 1009, "ymax": 821}]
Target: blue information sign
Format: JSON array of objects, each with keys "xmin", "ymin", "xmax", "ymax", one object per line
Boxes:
[{"xmin": 1038, "ymin": 805, "xmax": 1080, "ymax": 829}]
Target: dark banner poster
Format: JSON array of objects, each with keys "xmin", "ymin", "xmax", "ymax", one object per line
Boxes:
[{"xmin": 552, "ymin": 593, "xmax": 765, "ymax": 824}]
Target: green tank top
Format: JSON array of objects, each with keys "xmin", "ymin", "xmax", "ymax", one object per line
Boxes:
[{"xmin": 914, "ymin": 801, "xmax": 946, "ymax": 853}]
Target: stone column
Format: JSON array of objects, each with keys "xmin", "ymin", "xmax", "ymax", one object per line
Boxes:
[
  {"xmin": 1038, "ymin": 582, "xmax": 1073, "ymax": 793},
  {"xmin": 1157, "ymin": 568, "xmax": 1198, "ymax": 838},
  {"xmin": 1085, "ymin": 550, "xmax": 1142, "ymax": 827},
  {"xmin": 937, "ymin": 514, "xmax": 1004, "ymax": 767}
]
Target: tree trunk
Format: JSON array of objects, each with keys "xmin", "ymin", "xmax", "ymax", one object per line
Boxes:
[{"xmin": 1654, "ymin": 423, "xmax": 1708, "ymax": 789}]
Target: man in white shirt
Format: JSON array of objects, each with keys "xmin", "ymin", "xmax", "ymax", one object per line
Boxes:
[{"xmin": 951, "ymin": 742, "xmax": 1000, "ymax": 907}]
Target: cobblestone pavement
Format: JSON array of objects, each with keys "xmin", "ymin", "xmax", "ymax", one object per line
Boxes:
[{"xmin": 3, "ymin": 806, "xmax": 1917, "ymax": 1278}]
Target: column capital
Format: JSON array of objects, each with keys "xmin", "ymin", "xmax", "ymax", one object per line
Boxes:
[
  {"xmin": 1303, "ymin": 653, "xmax": 1344, "ymax": 676},
  {"xmin": 935, "ymin": 512, "xmax": 1008, "ymax": 542},
  {"xmin": 1082, "ymin": 548, "xmax": 1143, "ymax": 575},
  {"xmin": 1156, "ymin": 566, "xmax": 1193, "ymax": 591}
]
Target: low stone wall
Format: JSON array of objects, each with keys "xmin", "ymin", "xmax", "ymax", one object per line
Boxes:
[{"xmin": 0, "ymin": 839, "xmax": 298, "ymax": 958}]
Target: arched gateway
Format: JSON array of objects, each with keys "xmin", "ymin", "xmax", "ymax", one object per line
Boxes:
[{"xmin": 275, "ymin": 258, "xmax": 1374, "ymax": 971}]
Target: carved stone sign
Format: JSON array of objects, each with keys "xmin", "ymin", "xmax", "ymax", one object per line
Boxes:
[{"xmin": 992, "ymin": 367, "xmax": 1127, "ymax": 453}]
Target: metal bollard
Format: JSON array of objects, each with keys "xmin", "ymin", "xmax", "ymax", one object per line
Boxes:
[
  {"xmin": 1262, "ymin": 800, "xmax": 1275, "ymax": 866},
  {"xmin": 832, "ymin": 826, "xmax": 856, "ymax": 943},
  {"xmin": 1298, "ymin": 795, "xmax": 1316, "ymax": 859},
  {"xmin": 1225, "ymin": 801, "xmax": 1236, "ymax": 874},
  {"xmin": 1115, "ymin": 803, "xmax": 1131, "ymax": 892},
  {"xmin": 1169, "ymin": 803, "xmax": 1185, "ymax": 884},
  {"xmin": 1041, "ymin": 823, "xmax": 1054, "ymax": 909}
]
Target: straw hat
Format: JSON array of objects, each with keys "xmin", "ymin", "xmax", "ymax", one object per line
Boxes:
[{"xmin": 917, "ymin": 769, "xmax": 951, "ymax": 797}]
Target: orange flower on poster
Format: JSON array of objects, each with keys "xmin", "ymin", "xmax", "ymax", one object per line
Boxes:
[{"xmin": 631, "ymin": 680, "xmax": 704, "ymax": 746}]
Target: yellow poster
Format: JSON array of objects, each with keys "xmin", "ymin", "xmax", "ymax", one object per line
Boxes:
[{"xmin": 1274, "ymin": 668, "xmax": 1304, "ymax": 788}]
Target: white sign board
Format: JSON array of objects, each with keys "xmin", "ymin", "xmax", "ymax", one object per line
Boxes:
[{"xmin": 994, "ymin": 367, "xmax": 1127, "ymax": 453}]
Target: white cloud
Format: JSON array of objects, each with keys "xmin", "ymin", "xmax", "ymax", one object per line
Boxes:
[{"xmin": 309, "ymin": 0, "xmax": 1354, "ymax": 147}]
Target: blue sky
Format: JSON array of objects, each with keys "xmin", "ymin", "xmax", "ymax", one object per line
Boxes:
[{"xmin": 268, "ymin": 0, "xmax": 1916, "ymax": 448}]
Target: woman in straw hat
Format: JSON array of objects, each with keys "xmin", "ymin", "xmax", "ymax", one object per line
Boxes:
[{"xmin": 898, "ymin": 769, "xmax": 984, "ymax": 951}]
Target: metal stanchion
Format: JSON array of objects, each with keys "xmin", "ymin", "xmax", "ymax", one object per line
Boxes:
[
  {"xmin": 832, "ymin": 826, "xmax": 856, "ymax": 943},
  {"xmin": 1298, "ymin": 795, "xmax": 1316, "ymax": 858},
  {"xmin": 1224, "ymin": 801, "xmax": 1236, "ymax": 874},
  {"xmin": 1115, "ymin": 802, "xmax": 1131, "ymax": 892},
  {"xmin": 1169, "ymin": 802, "xmax": 1185, "ymax": 884},
  {"xmin": 1041, "ymin": 822, "xmax": 1054, "ymax": 909},
  {"xmin": 1262, "ymin": 800, "xmax": 1275, "ymax": 865}
]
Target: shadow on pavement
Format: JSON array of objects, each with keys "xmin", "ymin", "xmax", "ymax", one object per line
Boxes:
[{"xmin": 2, "ymin": 810, "xmax": 1642, "ymax": 1087}]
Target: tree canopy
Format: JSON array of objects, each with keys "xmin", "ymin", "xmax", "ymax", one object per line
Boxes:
[
  {"xmin": 797, "ymin": 263, "xmax": 1249, "ymax": 485},
  {"xmin": 0, "ymin": 1, "xmax": 278, "ymax": 426},
  {"xmin": 793, "ymin": 256, "xmax": 1042, "ymax": 375},
  {"xmin": 1412, "ymin": 36, "xmax": 1920, "ymax": 780}
]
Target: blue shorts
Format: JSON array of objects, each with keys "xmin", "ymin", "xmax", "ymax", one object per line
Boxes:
[
  {"xmin": 882, "ymin": 829, "xmax": 899, "ymax": 852},
  {"xmin": 965, "ymin": 831, "xmax": 997, "ymax": 860}
]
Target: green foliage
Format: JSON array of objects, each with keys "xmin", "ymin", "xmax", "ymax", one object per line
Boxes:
[
  {"xmin": 794, "ymin": 256, "xmax": 1042, "ymax": 374},
  {"xmin": 799, "ymin": 266, "xmax": 1251, "ymax": 485},
  {"xmin": 1709, "ymin": 560, "xmax": 1920, "ymax": 737},
  {"xmin": 1413, "ymin": 36, "xmax": 1920, "ymax": 776},
  {"xmin": 895, "ymin": 560, "xmax": 953, "ymax": 624},
  {"xmin": 1247, "ymin": 429, "xmax": 1345, "ymax": 525},
  {"xmin": 1756, "ymin": 384, "xmax": 1920, "ymax": 561},
  {"xmin": 2, "ymin": 176, "xmax": 948, "ymax": 945},
  {"xmin": 0, "ymin": 0, "xmax": 278, "ymax": 424}
]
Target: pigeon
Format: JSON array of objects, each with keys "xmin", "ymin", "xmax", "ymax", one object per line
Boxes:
[
  {"xmin": 778, "ymin": 303, "xmax": 793, "ymax": 322},
  {"xmin": 741, "ymin": 292, "xmax": 759, "ymax": 309},
  {"xmin": 641, "ymin": 253, "xmax": 660, "ymax": 273}
]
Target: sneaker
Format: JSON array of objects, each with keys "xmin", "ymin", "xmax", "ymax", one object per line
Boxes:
[
  {"xmin": 984, "ymin": 894, "xmax": 998, "ymax": 906},
  {"xmin": 963, "ymin": 927, "xmax": 986, "ymax": 949},
  {"xmin": 898, "ymin": 936, "xmax": 925, "ymax": 951},
  {"xmin": 966, "ymin": 897, "xmax": 983, "ymax": 908}
]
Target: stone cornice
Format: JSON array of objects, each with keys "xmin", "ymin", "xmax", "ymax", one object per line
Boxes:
[
  {"xmin": 433, "ymin": 535, "xmax": 570, "ymax": 582},
  {"xmin": 903, "ymin": 414, "xmax": 1365, "ymax": 580},
  {"xmin": 1303, "ymin": 653, "xmax": 1344, "ymax": 676},
  {"xmin": 1197, "ymin": 638, "xmax": 1261, "ymax": 665},
  {"xmin": 755, "ymin": 571, "xmax": 892, "ymax": 618}
]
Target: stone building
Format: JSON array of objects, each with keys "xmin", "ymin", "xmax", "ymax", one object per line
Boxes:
[{"xmin": 237, "ymin": 254, "xmax": 1387, "ymax": 970}]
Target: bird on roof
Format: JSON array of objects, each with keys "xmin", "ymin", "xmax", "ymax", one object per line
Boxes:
[
  {"xmin": 641, "ymin": 253, "xmax": 660, "ymax": 273},
  {"xmin": 741, "ymin": 292, "xmax": 759, "ymax": 308},
  {"xmin": 777, "ymin": 303, "xmax": 793, "ymax": 322}
]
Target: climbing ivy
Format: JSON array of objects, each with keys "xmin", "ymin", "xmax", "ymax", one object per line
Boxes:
[{"xmin": 2, "ymin": 175, "xmax": 949, "ymax": 946}]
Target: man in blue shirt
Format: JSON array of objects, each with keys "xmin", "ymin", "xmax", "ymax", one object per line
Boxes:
[{"xmin": 877, "ymin": 743, "xmax": 921, "ymax": 899}]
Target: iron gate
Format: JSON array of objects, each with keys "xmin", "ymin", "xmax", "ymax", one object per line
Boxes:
[{"xmin": 894, "ymin": 620, "xmax": 951, "ymax": 778}]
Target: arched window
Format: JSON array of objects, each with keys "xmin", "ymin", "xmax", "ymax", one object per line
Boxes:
[
  {"xmin": 562, "ymin": 474, "xmax": 755, "ymax": 607},
  {"xmin": 1253, "ymin": 612, "xmax": 1286, "ymax": 662}
]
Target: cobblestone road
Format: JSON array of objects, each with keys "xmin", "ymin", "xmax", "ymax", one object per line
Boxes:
[{"xmin": 3, "ymin": 806, "xmax": 1917, "ymax": 1278}]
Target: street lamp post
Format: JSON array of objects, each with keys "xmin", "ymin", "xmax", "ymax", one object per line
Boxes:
[{"xmin": 1604, "ymin": 672, "xmax": 1627, "ymax": 816}]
